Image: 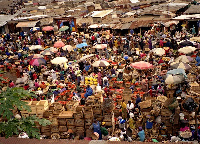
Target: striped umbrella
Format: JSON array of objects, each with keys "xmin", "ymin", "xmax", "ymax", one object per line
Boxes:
[{"xmin": 92, "ymin": 60, "xmax": 110, "ymax": 67}]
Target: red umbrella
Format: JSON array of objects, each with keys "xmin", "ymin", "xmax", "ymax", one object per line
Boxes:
[
  {"xmin": 130, "ymin": 61, "xmax": 153, "ymax": 69},
  {"xmin": 42, "ymin": 26, "xmax": 54, "ymax": 31},
  {"xmin": 54, "ymin": 41, "xmax": 65, "ymax": 48}
]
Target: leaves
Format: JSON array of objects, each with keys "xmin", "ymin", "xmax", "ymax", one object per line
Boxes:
[
  {"xmin": 0, "ymin": 87, "xmax": 35, "ymax": 119},
  {"xmin": 0, "ymin": 116, "xmax": 51, "ymax": 139}
]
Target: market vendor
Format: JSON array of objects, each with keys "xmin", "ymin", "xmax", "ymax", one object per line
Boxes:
[
  {"xmin": 84, "ymin": 85, "xmax": 93, "ymax": 99},
  {"xmin": 90, "ymin": 119, "xmax": 102, "ymax": 140}
]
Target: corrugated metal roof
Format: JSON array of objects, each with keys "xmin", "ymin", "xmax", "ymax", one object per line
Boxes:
[
  {"xmin": 121, "ymin": 23, "xmax": 132, "ymax": 30},
  {"xmin": 92, "ymin": 10, "xmax": 113, "ymax": 18},
  {"xmin": 130, "ymin": 20, "xmax": 154, "ymax": 29},
  {"xmin": 16, "ymin": 21, "xmax": 39, "ymax": 28}
]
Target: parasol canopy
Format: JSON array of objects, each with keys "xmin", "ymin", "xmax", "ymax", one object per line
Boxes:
[
  {"xmin": 80, "ymin": 54, "xmax": 95, "ymax": 61},
  {"xmin": 42, "ymin": 26, "xmax": 54, "ymax": 31},
  {"xmin": 27, "ymin": 54, "xmax": 43, "ymax": 59},
  {"xmin": 29, "ymin": 45, "xmax": 43, "ymax": 51},
  {"xmin": 51, "ymin": 57, "xmax": 68, "ymax": 65},
  {"xmin": 59, "ymin": 26, "xmax": 69, "ymax": 32},
  {"xmin": 179, "ymin": 40, "xmax": 193, "ymax": 47},
  {"xmin": 175, "ymin": 55, "xmax": 193, "ymax": 63},
  {"xmin": 45, "ymin": 47, "xmax": 58, "ymax": 53},
  {"xmin": 152, "ymin": 48, "xmax": 165, "ymax": 56},
  {"xmin": 165, "ymin": 75, "xmax": 184, "ymax": 84},
  {"xmin": 29, "ymin": 58, "xmax": 46, "ymax": 66},
  {"xmin": 167, "ymin": 68, "xmax": 187, "ymax": 78},
  {"xmin": 190, "ymin": 37, "xmax": 200, "ymax": 42},
  {"xmin": 170, "ymin": 62, "xmax": 191, "ymax": 70},
  {"xmin": 76, "ymin": 43, "xmax": 88, "ymax": 48},
  {"xmin": 130, "ymin": 61, "xmax": 154, "ymax": 69},
  {"xmin": 93, "ymin": 44, "xmax": 107, "ymax": 49},
  {"xmin": 30, "ymin": 27, "xmax": 40, "ymax": 32},
  {"xmin": 92, "ymin": 60, "xmax": 110, "ymax": 67},
  {"xmin": 54, "ymin": 41, "xmax": 65, "ymax": 48},
  {"xmin": 62, "ymin": 45, "xmax": 73, "ymax": 51},
  {"xmin": 40, "ymin": 50, "xmax": 54, "ymax": 55},
  {"xmin": 178, "ymin": 46, "xmax": 196, "ymax": 54}
]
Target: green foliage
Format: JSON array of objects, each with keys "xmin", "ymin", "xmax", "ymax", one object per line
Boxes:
[
  {"xmin": 0, "ymin": 87, "xmax": 51, "ymax": 139},
  {"xmin": 0, "ymin": 116, "xmax": 51, "ymax": 139},
  {"xmin": 0, "ymin": 87, "xmax": 35, "ymax": 119}
]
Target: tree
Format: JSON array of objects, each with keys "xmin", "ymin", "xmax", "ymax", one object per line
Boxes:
[{"xmin": 0, "ymin": 87, "xmax": 51, "ymax": 139}]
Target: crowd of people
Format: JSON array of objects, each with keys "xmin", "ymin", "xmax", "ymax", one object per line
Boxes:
[{"xmin": 1, "ymin": 25, "xmax": 200, "ymax": 142}]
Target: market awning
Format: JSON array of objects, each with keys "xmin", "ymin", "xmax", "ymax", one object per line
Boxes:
[
  {"xmin": 16, "ymin": 21, "xmax": 39, "ymax": 28},
  {"xmin": 164, "ymin": 21, "xmax": 179, "ymax": 27},
  {"xmin": 121, "ymin": 23, "xmax": 132, "ymax": 30}
]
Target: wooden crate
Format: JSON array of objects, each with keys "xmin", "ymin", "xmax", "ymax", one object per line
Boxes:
[
  {"xmin": 59, "ymin": 126, "xmax": 67, "ymax": 132},
  {"xmin": 67, "ymin": 126, "xmax": 76, "ymax": 133},
  {"xmin": 51, "ymin": 125, "xmax": 59, "ymax": 132},
  {"xmin": 85, "ymin": 118, "xmax": 93, "ymax": 126},
  {"xmin": 76, "ymin": 106, "xmax": 84, "ymax": 112},
  {"xmin": 41, "ymin": 132, "xmax": 51, "ymax": 137},
  {"xmin": 41, "ymin": 126, "xmax": 50, "ymax": 133},
  {"xmin": 93, "ymin": 109, "xmax": 102, "ymax": 115},
  {"xmin": 86, "ymin": 129, "xmax": 93, "ymax": 137},
  {"xmin": 76, "ymin": 127, "xmax": 85, "ymax": 136},
  {"xmin": 74, "ymin": 112, "xmax": 84, "ymax": 119},
  {"xmin": 36, "ymin": 100, "xmax": 48, "ymax": 111},
  {"xmin": 66, "ymin": 118, "xmax": 75, "ymax": 126},
  {"xmin": 75, "ymin": 118, "xmax": 84, "ymax": 127},
  {"xmin": 58, "ymin": 111, "xmax": 74, "ymax": 119},
  {"xmin": 37, "ymin": 113, "xmax": 43, "ymax": 119},
  {"xmin": 51, "ymin": 118, "xmax": 59, "ymax": 126},
  {"xmin": 84, "ymin": 111, "xmax": 93, "ymax": 119},
  {"xmin": 58, "ymin": 118, "xmax": 67, "ymax": 126},
  {"xmin": 21, "ymin": 113, "xmax": 29, "ymax": 118},
  {"xmin": 29, "ymin": 101, "xmax": 39, "ymax": 114},
  {"xmin": 20, "ymin": 101, "xmax": 32, "ymax": 113},
  {"xmin": 161, "ymin": 108, "xmax": 172, "ymax": 116}
]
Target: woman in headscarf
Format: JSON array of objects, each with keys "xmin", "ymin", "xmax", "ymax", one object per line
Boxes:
[{"xmin": 121, "ymin": 99, "xmax": 127, "ymax": 119}]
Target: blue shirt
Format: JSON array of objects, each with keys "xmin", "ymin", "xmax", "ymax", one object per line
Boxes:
[{"xmin": 138, "ymin": 130, "xmax": 145, "ymax": 142}]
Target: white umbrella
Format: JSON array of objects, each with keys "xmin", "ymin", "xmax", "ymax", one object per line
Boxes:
[
  {"xmin": 51, "ymin": 57, "xmax": 68, "ymax": 65},
  {"xmin": 165, "ymin": 75, "xmax": 184, "ymax": 84},
  {"xmin": 29, "ymin": 45, "xmax": 43, "ymax": 50},
  {"xmin": 62, "ymin": 45, "xmax": 73, "ymax": 51},
  {"xmin": 178, "ymin": 46, "xmax": 196, "ymax": 54},
  {"xmin": 80, "ymin": 54, "xmax": 95, "ymax": 61},
  {"xmin": 93, "ymin": 44, "xmax": 107, "ymax": 49},
  {"xmin": 40, "ymin": 50, "xmax": 54, "ymax": 56},
  {"xmin": 175, "ymin": 55, "xmax": 193, "ymax": 63},
  {"xmin": 92, "ymin": 60, "xmax": 110, "ymax": 67},
  {"xmin": 153, "ymin": 48, "xmax": 165, "ymax": 56},
  {"xmin": 171, "ymin": 62, "xmax": 191, "ymax": 70}
]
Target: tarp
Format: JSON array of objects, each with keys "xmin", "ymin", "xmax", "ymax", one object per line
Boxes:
[{"xmin": 16, "ymin": 21, "xmax": 38, "ymax": 28}]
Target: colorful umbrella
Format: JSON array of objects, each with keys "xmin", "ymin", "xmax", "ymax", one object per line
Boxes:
[
  {"xmin": 167, "ymin": 68, "xmax": 187, "ymax": 78},
  {"xmin": 92, "ymin": 60, "xmax": 110, "ymax": 67},
  {"xmin": 29, "ymin": 45, "xmax": 43, "ymax": 51},
  {"xmin": 29, "ymin": 58, "xmax": 46, "ymax": 66},
  {"xmin": 80, "ymin": 54, "xmax": 95, "ymax": 61},
  {"xmin": 51, "ymin": 57, "xmax": 68, "ymax": 65},
  {"xmin": 93, "ymin": 44, "xmax": 107, "ymax": 49},
  {"xmin": 171, "ymin": 62, "xmax": 191, "ymax": 70},
  {"xmin": 27, "ymin": 54, "xmax": 43, "ymax": 59},
  {"xmin": 165, "ymin": 75, "xmax": 184, "ymax": 84},
  {"xmin": 45, "ymin": 47, "xmax": 58, "ymax": 53},
  {"xmin": 178, "ymin": 46, "xmax": 196, "ymax": 54},
  {"xmin": 153, "ymin": 48, "xmax": 165, "ymax": 56},
  {"xmin": 59, "ymin": 26, "xmax": 69, "ymax": 32},
  {"xmin": 175, "ymin": 55, "xmax": 193, "ymax": 63},
  {"xmin": 40, "ymin": 50, "xmax": 54, "ymax": 55},
  {"xmin": 54, "ymin": 41, "xmax": 65, "ymax": 48},
  {"xmin": 42, "ymin": 26, "xmax": 54, "ymax": 31},
  {"xmin": 62, "ymin": 45, "xmax": 73, "ymax": 51},
  {"xmin": 190, "ymin": 37, "xmax": 200, "ymax": 42},
  {"xmin": 130, "ymin": 61, "xmax": 153, "ymax": 69}
]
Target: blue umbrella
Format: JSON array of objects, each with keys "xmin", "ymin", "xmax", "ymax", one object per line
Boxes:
[
  {"xmin": 76, "ymin": 43, "xmax": 88, "ymax": 48},
  {"xmin": 124, "ymin": 55, "xmax": 129, "ymax": 60},
  {"xmin": 81, "ymin": 42, "xmax": 88, "ymax": 47},
  {"xmin": 30, "ymin": 27, "xmax": 40, "ymax": 32},
  {"xmin": 167, "ymin": 68, "xmax": 187, "ymax": 78}
]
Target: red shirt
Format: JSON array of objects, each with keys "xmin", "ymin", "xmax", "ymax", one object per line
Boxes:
[
  {"xmin": 9, "ymin": 82, "xmax": 15, "ymax": 88},
  {"xmin": 33, "ymin": 73, "xmax": 37, "ymax": 80}
]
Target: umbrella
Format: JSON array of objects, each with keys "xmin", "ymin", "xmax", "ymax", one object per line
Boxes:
[
  {"xmin": 45, "ymin": 47, "xmax": 58, "ymax": 53},
  {"xmin": 178, "ymin": 46, "xmax": 196, "ymax": 54},
  {"xmin": 175, "ymin": 55, "xmax": 193, "ymax": 63},
  {"xmin": 59, "ymin": 26, "xmax": 69, "ymax": 32},
  {"xmin": 40, "ymin": 50, "xmax": 54, "ymax": 55},
  {"xmin": 51, "ymin": 57, "xmax": 68, "ymax": 65},
  {"xmin": 93, "ymin": 44, "xmax": 107, "ymax": 49},
  {"xmin": 62, "ymin": 45, "xmax": 73, "ymax": 51},
  {"xmin": 179, "ymin": 40, "xmax": 193, "ymax": 47},
  {"xmin": 76, "ymin": 43, "xmax": 87, "ymax": 48},
  {"xmin": 171, "ymin": 62, "xmax": 191, "ymax": 70},
  {"xmin": 124, "ymin": 55, "xmax": 129, "ymax": 60},
  {"xmin": 30, "ymin": 27, "xmax": 40, "ymax": 32},
  {"xmin": 80, "ymin": 54, "xmax": 95, "ymax": 61},
  {"xmin": 167, "ymin": 68, "xmax": 187, "ymax": 78},
  {"xmin": 153, "ymin": 48, "xmax": 165, "ymax": 56},
  {"xmin": 29, "ymin": 58, "xmax": 46, "ymax": 66},
  {"xmin": 42, "ymin": 26, "xmax": 54, "ymax": 31},
  {"xmin": 130, "ymin": 61, "xmax": 154, "ymax": 70},
  {"xmin": 81, "ymin": 43, "xmax": 88, "ymax": 47},
  {"xmin": 92, "ymin": 60, "xmax": 110, "ymax": 67},
  {"xmin": 29, "ymin": 45, "xmax": 43, "ymax": 50},
  {"xmin": 190, "ymin": 37, "xmax": 200, "ymax": 42},
  {"xmin": 54, "ymin": 41, "xmax": 65, "ymax": 48},
  {"xmin": 27, "ymin": 54, "xmax": 43, "ymax": 59},
  {"xmin": 165, "ymin": 75, "xmax": 184, "ymax": 84}
]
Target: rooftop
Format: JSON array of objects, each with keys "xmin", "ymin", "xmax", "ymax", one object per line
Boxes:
[{"xmin": 91, "ymin": 10, "xmax": 113, "ymax": 18}]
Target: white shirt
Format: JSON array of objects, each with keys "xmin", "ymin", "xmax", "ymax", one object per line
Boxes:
[{"xmin": 127, "ymin": 103, "xmax": 134, "ymax": 112}]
